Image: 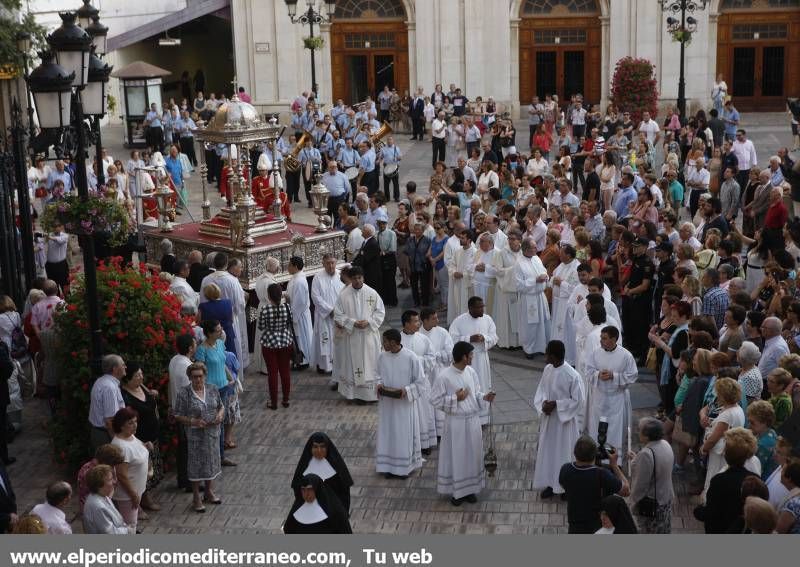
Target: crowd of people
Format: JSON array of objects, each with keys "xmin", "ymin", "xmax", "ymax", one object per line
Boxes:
[{"xmin": 3, "ymin": 81, "xmax": 800, "ymax": 535}]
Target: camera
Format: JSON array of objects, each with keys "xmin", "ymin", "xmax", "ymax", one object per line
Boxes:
[{"xmin": 596, "ymin": 417, "xmax": 616, "ymax": 466}]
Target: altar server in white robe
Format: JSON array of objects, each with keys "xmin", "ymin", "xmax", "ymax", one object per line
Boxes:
[
  {"xmin": 571, "ymin": 278, "xmax": 619, "ymax": 330},
  {"xmin": 431, "ymin": 341, "xmax": 496, "ymax": 505},
  {"xmin": 449, "ymin": 296, "xmax": 498, "ymax": 424},
  {"xmin": 287, "ymin": 256, "xmax": 314, "ymax": 368},
  {"xmin": 574, "ymin": 304, "xmax": 613, "ymax": 432},
  {"xmin": 310, "ymin": 254, "xmax": 345, "ymax": 375},
  {"xmin": 472, "ymin": 233, "xmax": 497, "ymax": 316},
  {"xmin": 447, "ymin": 231, "xmax": 476, "ymax": 325},
  {"xmin": 253, "ymin": 256, "xmax": 281, "ymax": 374},
  {"xmin": 200, "ymin": 254, "xmax": 250, "ymax": 369},
  {"xmin": 400, "ymin": 310, "xmax": 438, "ymax": 453},
  {"xmin": 516, "ymin": 238, "xmax": 551, "ymax": 358},
  {"xmin": 420, "ymin": 307, "xmax": 454, "ymax": 434},
  {"xmin": 334, "ymin": 266, "xmax": 385, "ymax": 402},
  {"xmin": 375, "ymin": 329, "xmax": 424, "ymax": 478},
  {"xmin": 491, "ymin": 230, "xmax": 523, "ymax": 348},
  {"xmin": 532, "ymin": 340, "xmax": 585, "ymax": 498},
  {"xmin": 548, "ymin": 244, "xmax": 580, "ymax": 343},
  {"xmin": 584, "ymin": 326, "xmax": 638, "ymax": 456},
  {"xmin": 562, "ymin": 264, "xmax": 593, "ymax": 364}
]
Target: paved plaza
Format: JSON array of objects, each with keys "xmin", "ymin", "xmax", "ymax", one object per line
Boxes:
[{"xmin": 8, "ymin": 111, "xmax": 796, "ymax": 534}]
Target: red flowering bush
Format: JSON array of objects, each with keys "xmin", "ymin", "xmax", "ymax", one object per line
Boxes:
[
  {"xmin": 50, "ymin": 257, "xmax": 194, "ymax": 470},
  {"xmin": 610, "ymin": 57, "xmax": 659, "ymax": 124}
]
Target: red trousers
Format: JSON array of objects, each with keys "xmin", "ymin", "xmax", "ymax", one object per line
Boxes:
[{"xmin": 263, "ymin": 346, "xmax": 292, "ymax": 403}]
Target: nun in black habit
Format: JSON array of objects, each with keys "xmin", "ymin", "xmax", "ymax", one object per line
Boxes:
[
  {"xmin": 283, "ymin": 474, "xmax": 352, "ymax": 534},
  {"xmin": 291, "ymin": 432, "xmax": 354, "ymax": 514}
]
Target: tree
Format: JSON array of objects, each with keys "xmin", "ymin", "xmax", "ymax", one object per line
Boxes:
[
  {"xmin": 0, "ymin": 0, "xmax": 47, "ymax": 72},
  {"xmin": 610, "ymin": 57, "xmax": 659, "ymax": 124}
]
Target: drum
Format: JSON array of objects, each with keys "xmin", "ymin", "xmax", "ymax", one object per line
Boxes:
[
  {"xmin": 345, "ymin": 167, "xmax": 360, "ymax": 180},
  {"xmin": 383, "ymin": 163, "xmax": 399, "ymax": 178}
]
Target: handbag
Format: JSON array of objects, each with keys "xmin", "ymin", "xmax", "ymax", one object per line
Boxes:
[
  {"xmin": 645, "ymin": 346, "xmax": 658, "ymax": 372},
  {"xmin": 285, "ymin": 304, "xmax": 305, "ymax": 367},
  {"xmin": 635, "ymin": 448, "xmax": 658, "ymax": 518}
]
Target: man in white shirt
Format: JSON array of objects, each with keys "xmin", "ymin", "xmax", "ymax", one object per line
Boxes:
[
  {"xmin": 549, "ymin": 179, "xmax": 580, "ymax": 208},
  {"xmin": 458, "ymin": 156, "xmax": 478, "ymax": 187},
  {"xmin": 169, "ymin": 261, "xmax": 199, "ymax": 308},
  {"xmin": 732, "ymin": 128, "xmax": 758, "ymax": 190},
  {"xmin": 524, "ymin": 205, "xmax": 548, "ymax": 252},
  {"xmin": 638, "ymin": 111, "xmax": 661, "ymax": 146},
  {"xmin": 570, "ymin": 101, "xmax": 587, "ymax": 139},
  {"xmin": 31, "ymin": 482, "xmax": 73, "ymax": 534},
  {"xmin": 686, "ymin": 156, "xmax": 711, "ymax": 218},
  {"xmin": 45, "ymin": 221, "xmax": 70, "ymax": 292},
  {"xmin": 431, "ymin": 111, "xmax": 447, "ymax": 168}
]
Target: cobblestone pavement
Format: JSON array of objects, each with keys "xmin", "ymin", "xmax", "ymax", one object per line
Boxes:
[{"xmin": 9, "ymin": 111, "xmax": 793, "ymax": 534}]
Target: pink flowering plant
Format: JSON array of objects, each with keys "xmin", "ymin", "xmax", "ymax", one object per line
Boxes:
[
  {"xmin": 610, "ymin": 57, "xmax": 660, "ymax": 124},
  {"xmin": 41, "ymin": 192, "xmax": 130, "ymax": 246}
]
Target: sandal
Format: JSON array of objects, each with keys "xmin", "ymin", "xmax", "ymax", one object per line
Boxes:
[
  {"xmin": 204, "ymin": 496, "xmax": 223, "ymax": 505},
  {"xmin": 193, "ymin": 503, "xmax": 206, "ymax": 513},
  {"xmin": 224, "ymin": 441, "xmax": 237, "ymax": 449}
]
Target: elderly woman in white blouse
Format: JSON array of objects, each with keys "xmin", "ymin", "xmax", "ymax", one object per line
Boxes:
[
  {"xmin": 82, "ymin": 464, "xmax": 133, "ymax": 534},
  {"xmin": 525, "ymin": 149, "xmax": 549, "ymax": 179}
]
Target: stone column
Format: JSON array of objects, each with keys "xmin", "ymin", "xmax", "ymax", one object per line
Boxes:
[
  {"xmin": 600, "ymin": 15, "xmax": 611, "ymax": 109},
  {"xmin": 509, "ymin": 18, "xmax": 521, "ymax": 117}
]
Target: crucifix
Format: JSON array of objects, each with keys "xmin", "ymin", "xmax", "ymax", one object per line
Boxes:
[
  {"xmin": 230, "ymin": 76, "xmax": 239, "ymax": 98},
  {"xmin": 354, "ymin": 368, "xmax": 364, "ymax": 381},
  {"xmin": 366, "ymin": 296, "xmax": 376, "ymax": 309}
]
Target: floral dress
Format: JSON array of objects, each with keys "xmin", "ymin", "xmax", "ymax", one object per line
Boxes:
[{"xmin": 174, "ymin": 384, "xmax": 223, "ymax": 482}]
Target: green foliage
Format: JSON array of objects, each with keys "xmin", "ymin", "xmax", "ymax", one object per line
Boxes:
[
  {"xmin": 41, "ymin": 193, "xmax": 132, "ymax": 247},
  {"xmin": 107, "ymin": 93, "xmax": 117, "ymax": 116},
  {"xmin": 303, "ymin": 36, "xmax": 325, "ymax": 50},
  {"xmin": 49, "ymin": 257, "xmax": 195, "ymax": 470},
  {"xmin": 0, "ymin": 8, "xmax": 48, "ymax": 70},
  {"xmin": 610, "ymin": 57, "xmax": 660, "ymax": 125}
]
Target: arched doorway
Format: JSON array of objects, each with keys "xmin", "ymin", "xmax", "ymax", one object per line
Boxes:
[
  {"xmin": 716, "ymin": 0, "xmax": 800, "ymax": 110},
  {"xmin": 330, "ymin": 0, "xmax": 410, "ymax": 105},
  {"xmin": 518, "ymin": 0, "xmax": 602, "ymax": 106}
]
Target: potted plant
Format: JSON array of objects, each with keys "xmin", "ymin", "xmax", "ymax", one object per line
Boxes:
[
  {"xmin": 303, "ymin": 36, "xmax": 325, "ymax": 50},
  {"xmin": 671, "ymin": 29, "xmax": 692, "ymax": 45},
  {"xmin": 41, "ymin": 193, "xmax": 131, "ymax": 246}
]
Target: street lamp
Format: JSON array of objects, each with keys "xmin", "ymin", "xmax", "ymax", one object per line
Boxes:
[
  {"xmin": 87, "ymin": 16, "xmax": 109, "ymax": 57},
  {"xmin": 76, "ymin": 0, "xmax": 99, "ymax": 29},
  {"xmin": 284, "ymin": 0, "xmax": 337, "ymax": 98},
  {"xmin": 28, "ymin": 9, "xmax": 106, "ymax": 377},
  {"xmin": 659, "ymin": 0, "xmax": 708, "ymax": 118}
]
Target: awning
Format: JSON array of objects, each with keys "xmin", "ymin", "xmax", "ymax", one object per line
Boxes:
[{"xmin": 107, "ymin": 0, "xmax": 230, "ymax": 52}]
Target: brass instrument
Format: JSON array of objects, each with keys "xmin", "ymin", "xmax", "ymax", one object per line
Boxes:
[
  {"xmin": 369, "ymin": 121, "xmax": 393, "ymax": 153},
  {"xmin": 284, "ymin": 130, "xmax": 312, "ymax": 173}
]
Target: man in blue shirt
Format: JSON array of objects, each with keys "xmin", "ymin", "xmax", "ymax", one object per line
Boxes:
[
  {"xmin": 358, "ymin": 141, "xmax": 379, "ymax": 197},
  {"xmin": 175, "ymin": 110, "xmax": 197, "ymax": 167},
  {"xmin": 164, "ymin": 145, "xmax": 186, "ymax": 209},
  {"xmin": 379, "ymin": 135, "xmax": 402, "ymax": 202},
  {"xmin": 722, "ymin": 99, "xmax": 740, "ymax": 142},
  {"xmin": 145, "ymin": 102, "xmax": 164, "ymax": 153},
  {"xmin": 613, "ymin": 172, "xmax": 638, "ymax": 220},
  {"xmin": 321, "ymin": 160, "xmax": 349, "ymax": 226},
  {"xmin": 47, "ymin": 160, "xmax": 73, "ymax": 196}
]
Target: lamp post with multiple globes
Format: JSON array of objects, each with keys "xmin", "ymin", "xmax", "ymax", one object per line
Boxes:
[
  {"xmin": 659, "ymin": 0, "xmax": 708, "ymax": 118},
  {"xmin": 284, "ymin": 0, "xmax": 337, "ymax": 98}
]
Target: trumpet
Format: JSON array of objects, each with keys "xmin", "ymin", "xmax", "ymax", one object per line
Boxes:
[
  {"xmin": 284, "ymin": 130, "xmax": 312, "ymax": 173},
  {"xmin": 351, "ymin": 99, "xmax": 371, "ymax": 111}
]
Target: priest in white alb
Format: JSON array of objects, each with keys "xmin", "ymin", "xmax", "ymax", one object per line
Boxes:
[
  {"xmin": 532, "ymin": 340, "xmax": 585, "ymax": 499},
  {"xmin": 472, "ymin": 234, "xmax": 497, "ymax": 316},
  {"xmin": 334, "ymin": 266, "xmax": 385, "ymax": 402},
  {"xmin": 400, "ymin": 310, "xmax": 438, "ymax": 454},
  {"xmin": 310, "ymin": 254, "xmax": 345, "ymax": 376},
  {"xmin": 549, "ymin": 244, "xmax": 580, "ymax": 343},
  {"xmin": 200, "ymin": 253, "xmax": 249, "ymax": 369},
  {"xmin": 561, "ymin": 264, "xmax": 593, "ymax": 365},
  {"xmin": 287, "ymin": 256, "xmax": 314, "ymax": 369},
  {"xmin": 446, "ymin": 230, "xmax": 476, "ymax": 326},
  {"xmin": 420, "ymin": 307, "xmax": 454, "ymax": 434},
  {"xmin": 584, "ymin": 326, "xmax": 638, "ymax": 456},
  {"xmin": 375, "ymin": 329, "xmax": 423, "ymax": 478},
  {"xmin": 491, "ymin": 230, "xmax": 522, "ymax": 349},
  {"xmin": 516, "ymin": 238, "xmax": 551, "ymax": 358},
  {"xmin": 449, "ymin": 296, "xmax": 498, "ymax": 424},
  {"xmin": 431, "ymin": 341, "xmax": 496, "ymax": 506},
  {"xmin": 253, "ymin": 256, "xmax": 281, "ymax": 374}
]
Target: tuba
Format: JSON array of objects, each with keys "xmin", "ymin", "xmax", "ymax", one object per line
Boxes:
[
  {"xmin": 284, "ymin": 130, "xmax": 312, "ymax": 173},
  {"xmin": 369, "ymin": 121, "xmax": 393, "ymax": 153}
]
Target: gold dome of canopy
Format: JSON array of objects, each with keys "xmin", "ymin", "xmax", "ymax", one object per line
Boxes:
[{"xmin": 207, "ymin": 95, "xmax": 262, "ymax": 130}]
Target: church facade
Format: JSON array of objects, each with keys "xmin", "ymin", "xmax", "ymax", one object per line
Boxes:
[{"xmin": 233, "ymin": 0, "xmax": 799, "ymax": 115}]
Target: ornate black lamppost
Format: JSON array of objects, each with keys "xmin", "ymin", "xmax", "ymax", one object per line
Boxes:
[
  {"xmin": 659, "ymin": 0, "xmax": 708, "ymax": 118},
  {"xmin": 284, "ymin": 0, "xmax": 337, "ymax": 97}
]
